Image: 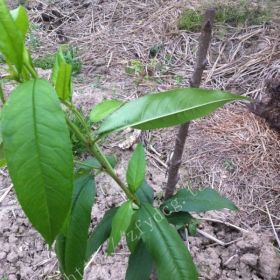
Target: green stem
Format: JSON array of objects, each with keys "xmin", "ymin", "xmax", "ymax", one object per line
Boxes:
[
  {"xmin": 66, "ymin": 117, "xmax": 89, "ymax": 144},
  {"xmin": 63, "ymin": 100, "xmax": 89, "ymax": 132},
  {"xmin": 90, "ymin": 143, "xmax": 139, "ymax": 204},
  {"xmin": 23, "ymin": 61, "xmax": 38, "ymax": 79},
  {"xmin": 65, "ymin": 116, "xmax": 139, "ymax": 205}
]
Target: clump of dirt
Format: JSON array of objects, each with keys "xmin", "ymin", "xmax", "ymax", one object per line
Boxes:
[
  {"xmin": 248, "ymin": 76, "xmax": 280, "ymax": 131},
  {"xmin": 190, "ymin": 221, "xmax": 280, "ymax": 280},
  {"xmin": 0, "ymin": 175, "xmax": 57, "ymax": 280}
]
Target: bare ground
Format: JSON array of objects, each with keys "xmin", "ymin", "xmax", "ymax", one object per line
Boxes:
[{"xmin": 1, "ymin": 0, "xmax": 280, "ymax": 279}]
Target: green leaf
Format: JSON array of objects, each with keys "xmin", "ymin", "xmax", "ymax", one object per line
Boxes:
[
  {"xmin": 21, "ymin": 47, "xmax": 38, "ymax": 81},
  {"xmin": 161, "ymin": 188, "xmax": 238, "ymax": 214},
  {"xmin": 165, "ymin": 212, "xmax": 195, "ymax": 230},
  {"xmin": 10, "ymin": 6, "xmax": 29, "ymax": 39},
  {"xmin": 138, "ymin": 204, "xmax": 198, "ymax": 280},
  {"xmin": 90, "ymin": 99, "xmax": 123, "ymax": 123},
  {"xmin": 126, "ymin": 212, "xmax": 141, "ymax": 253},
  {"xmin": 188, "ymin": 219, "xmax": 200, "ymax": 236},
  {"xmin": 98, "ymin": 88, "xmax": 248, "ymax": 136},
  {"xmin": 136, "ymin": 181, "xmax": 154, "ymax": 205},
  {"xmin": 52, "ymin": 48, "xmax": 72, "ymax": 100},
  {"xmin": 125, "ymin": 241, "xmax": 153, "ymax": 280},
  {"xmin": 127, "ymin": 143, "xmax": 146, "ymax": 193},
  {"xmin": 126, "ymin": 181, "xmax": 154, "ymax": 252},
  {"xmin": 60, "ymin": 174, "xmax": 95, "ymax": 279},
  {"xmin": 52, "ymin": 48, "xmax": 64, "ymax": 82},
  {"xmin": 0, "ymin": 0, "xmax": 24, "ymax": 72},
  {"xmin": 165, "ymin": 212, "xmax": 199, "ymax": 235},
  {"xmin": 107, "ymin": 201, "xmax": 134, "ymax": 255},
  {"xmin": 2, "ymin": 79, "xmax": 73, "ymax": 245},
  {"xmin": 55, "ymin": 234, "xmax": 66, "ymax": 273},
  {"xmin": 0, "ymin": 143, "xmax": 6, "ymax": 168},
  {"xmin": 86, "ymin": 207, "xmax": 118, "ymax": 261},
  {"xmin": 0, "ymin": 110, "xmax": 5, "ymax": 167},
  {"xmin": 0, "ymin": 82, "xmax": 4, "ymax": 105}
]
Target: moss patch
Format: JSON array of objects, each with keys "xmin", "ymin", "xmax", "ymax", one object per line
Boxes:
[
  {"xmin": 215, "ymin": 1, "xmax": 270, "ymax": 26},
  {"xmin": 33, "ymin": 46, "xmax": 82, "ymax": 74},
  {"xmin": 177, "ymin": 1, "xmax": 270, "ymax": 31},
  {"xmin": 33, "ymin": 54, "xmax": 55, "ymax": 70},
  {"xmin": 177, "ymin": 9, "xmax": 203, "ymax": 31}
]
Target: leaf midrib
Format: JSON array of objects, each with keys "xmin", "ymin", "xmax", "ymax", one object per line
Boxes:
[
  {"xmin": 144, "ymin": 205, "xmax": 187, "ymax": 279},
  {"xmin": 100, "ymin": 95, "xmax": 239, "ymax": 134},
  {"xmin": 64, "ymin": 177, "xmax": 89, "ymax": 273},
  {"xmin": 32, "ymin": 79, "xmax": 52, "ymax": 238}
]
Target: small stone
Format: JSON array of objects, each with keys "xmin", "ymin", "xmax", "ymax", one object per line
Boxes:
[
  {"xmin": 8, "ymin": 235, "xmax": 17, "ymax": 243},
  {"xmin": 240, "ymin": 253, "xmax": 258, "ymax": 267},
  {"xmin": 236, "ymin": 232, "xmax": 262, "ymax": 251},
  {"xmin": 3, "ymin": 243, "xmax": 10, "ymax": 252},
  {"xmin": 0, "ymin": 251, "xmax": 7, "ymax": 260},
  {"xmin": 259, "ymin": 243, "xmax": 280, "ymax": 280},
  {"xmin": 18, "ymin": 250, "xmax": 24, "ymax": 258},
  {"xmin": 7, "ymin": 251, "xmax": 18, "ymax": 262},
  {"xmin": 8, "ymin": 274, "xmax": 17, "ymax": 280},
  {"xmin": 11, "ymin": 224, "xmax": 19, "ymax": 233}
]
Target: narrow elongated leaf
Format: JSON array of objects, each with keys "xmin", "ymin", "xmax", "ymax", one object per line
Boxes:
[
  {"xmin": 55, "ymin": 63, "xmax": 72, "ymax": 100},
  {"xmin": 127, "ymin": 143, "xmax": 146, "ymax": 193},
  {"xmin": 138, "ymin": 204, "xmax": 198, "ymax": 280},
  {"xmin": 107, "ymin": 201, "xmax": 134, "ymax": 254},
  {"xmin": 63, "ymin": 174, "xmax": 95, "ymax": 279},
  {"xmin": 86, "ymin": 207, "xmax": 118, "ymax": 261},
  {"xmin": 161, "ymin": 188, "xmax": 238, "ymax": 214},
  {"xmin": 90, "ymin": 99, "xmax": 123, "ymax": 123},
  {"xmin": 136, "ymin": 181, "xmax": 154, "ymax": 205},
  {"xmin": 125, "ymin": 241, "xmax": 153, "ymax": 280},
  {"xmin": 2, "ymin": 79, "xmax": 73, "ymax": 244},
  {"xmin": 21, "ymin": 47, "xmax": 38, "ymax": 81},
  {"xmin": 52, "ymin": 49, "xmax": 63, "ymax": 83},
  {"xmin": 0, "ymin": 0, "xmax": 23, "ymax": 72},
  {"xmin": 98, "ymin": 88, "xmax": 247, "ymax": 135},
  {"xmin": 52, "ymin": 49, "xmax": 72, "ymax": 100},
  {"xmin": 10, "ymin": 6, "xmax": 29, "ymax": 38}
]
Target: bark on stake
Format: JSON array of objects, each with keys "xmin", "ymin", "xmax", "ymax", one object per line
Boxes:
[{"xmin": 165, "ymin": 8, "xmax": 216, "ymax": 200}]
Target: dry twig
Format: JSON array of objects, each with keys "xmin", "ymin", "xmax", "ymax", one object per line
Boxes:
[{"xmin": 0, "ymin": 184, "xmax": 13, "ymax": 204}]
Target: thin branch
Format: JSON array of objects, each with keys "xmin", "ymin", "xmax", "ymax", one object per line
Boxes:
[
  {"xmin": 0, "ymin": 184, "xmax": 13, "ymax": 204},
  {"xmin": 198, "ymin": 217, "xmax": 249, "ymax": 233},
  {"xmin": 197, "ymin": 229, "xmax": 242, "ymax": 246},
  {"xmin": 65, "ymin": 114, "xmax": 139, "ymax": 205},
  {"xmin": 165, "ymin": 8, "xmax": 216, "ymax": 199}
]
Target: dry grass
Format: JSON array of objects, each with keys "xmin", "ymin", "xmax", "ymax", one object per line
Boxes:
[
  {"xmin": 192, "ymin": 106, "xmax": 279, "ymax": 226},
  {"xmin": 26, "ymin": 0, "xmax": 280, "ymax": 96}
]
